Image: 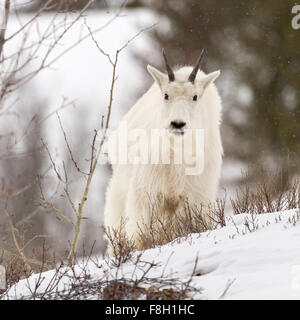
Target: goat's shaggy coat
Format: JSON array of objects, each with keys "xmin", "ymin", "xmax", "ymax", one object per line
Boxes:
[{"xmin": 104, "ymin": 64, "xmax": 223, "ymax": 253}]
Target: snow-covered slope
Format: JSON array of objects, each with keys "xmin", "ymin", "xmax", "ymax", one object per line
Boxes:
[{"xmin": 3, "ymin": 209, "xmax": 300, "ymax": 300}]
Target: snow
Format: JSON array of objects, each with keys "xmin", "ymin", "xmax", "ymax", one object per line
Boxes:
[{"xmin": 3, "ymin": 209, "xmax": 300, "ymax": 300}]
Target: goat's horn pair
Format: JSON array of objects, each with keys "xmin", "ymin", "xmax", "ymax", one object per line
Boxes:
[{"xmin": 162, "ymin": 48, "xmax": 205, "ymax": 83}]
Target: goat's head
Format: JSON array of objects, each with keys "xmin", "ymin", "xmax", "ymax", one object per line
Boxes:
[{"xmin": 147, "ymin": 49, "xmax": 220, "ymax": 136}]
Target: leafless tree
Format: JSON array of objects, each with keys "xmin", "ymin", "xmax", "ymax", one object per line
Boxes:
[
  {"xmin": 0, "ymin": 0, "xmax": 114, "ymax": 273},
  {"xmin": 0, "ymin": 0, "xmax": 156, "ymax": 284}
]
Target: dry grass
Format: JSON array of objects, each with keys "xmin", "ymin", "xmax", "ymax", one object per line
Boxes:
[
  {"xmin": 103, "ymin": 170, "xmax": 300, "ymax": 267},
  {"xmin": 103, "ymin": 194, "xmax": 226, "ymax": 263},
  {"xmin": 231, "ymin": 170, "xmax": 300, "ymax": 215},
  {"xmin": 134, "ymin": 197, "xmax": 226, "ymax": 250}
]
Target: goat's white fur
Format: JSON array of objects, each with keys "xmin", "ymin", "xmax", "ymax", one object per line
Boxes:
[{"xmin": 104, "ymin": 64, "xmax": 223, "ymax": 253}]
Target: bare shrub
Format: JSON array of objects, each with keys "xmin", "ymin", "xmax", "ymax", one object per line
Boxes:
[
  {"xmin": 102, "ymin": 279, "xmax": 191, "ymax": 300},
  {"xmin": 103, "ymin": 220, "xmax": 135, "ymax": 267},
  {"xmin": 0, "ymin": 243, "xmax": 201, "ymax": 300},
  {"xmin": 231, "ymin": 169, "xmax": 300, "ymax": 215},
  {"xmin": 0, "ymin": 0, "xmax": 102, "ymax": 276},
  {"xmin": 0, "ymin": 0, "xmax": 155, "ymax": 282}
]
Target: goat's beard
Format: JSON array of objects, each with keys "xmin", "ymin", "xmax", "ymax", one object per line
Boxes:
[
  {"xmin": 169, "ymin": 128, "xmax": 185, "ymax": 136},
  {"xmin": 167, "ymin": 129, "xmax": 194, "ymax": 153}
]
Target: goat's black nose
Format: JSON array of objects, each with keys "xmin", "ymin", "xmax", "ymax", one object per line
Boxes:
[{"xmin": 171, "ymin": 121, "xmax": 186, "ymax": 129}]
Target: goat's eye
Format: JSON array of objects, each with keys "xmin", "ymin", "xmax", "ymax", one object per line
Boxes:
[
  {"xmin": 193, "ymin": 95, "xmax": 198, "ymax": 101},
  {"xmin": 164, "ymin": 93, "xmax": 169, "ymax": 100}
]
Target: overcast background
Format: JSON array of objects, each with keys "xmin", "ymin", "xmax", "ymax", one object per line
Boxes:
[{"xmin": 1, "ymin": 0, "xmax": 299, "ymax": 261}]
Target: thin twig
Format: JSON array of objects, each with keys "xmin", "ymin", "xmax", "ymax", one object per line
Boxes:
[{"xmin": 4, "ymin": 208, "xmax": 33, "ymax": 273}]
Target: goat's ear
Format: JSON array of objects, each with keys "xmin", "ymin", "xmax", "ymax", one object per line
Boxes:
[
  {"xmin": 147, "ymin": 64, "xmax": 167, "ymax": 89},
  {"xmin": 200, "ymin": 70, "xmax": 220, "ymax": 90}
]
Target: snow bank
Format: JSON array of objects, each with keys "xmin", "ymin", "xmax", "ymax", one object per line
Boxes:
[{"xmin": 3, "ymin": 209, "xmax": 300, "ymax": 300}]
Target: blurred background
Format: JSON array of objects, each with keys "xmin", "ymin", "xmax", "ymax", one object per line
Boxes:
[{"xmin": 0, "ymin": 0, "xmax": 299, "ymax": 264}]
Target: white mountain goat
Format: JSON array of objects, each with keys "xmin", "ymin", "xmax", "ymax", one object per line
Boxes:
[{"xmin": 104, "ymin": 49, "xmax": 223, "ymax": 253}]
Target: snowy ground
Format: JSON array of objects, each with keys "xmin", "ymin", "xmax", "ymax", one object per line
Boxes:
[{"xmin": 3, "ymin": 209, "xmax": 300, "ymax": 300}]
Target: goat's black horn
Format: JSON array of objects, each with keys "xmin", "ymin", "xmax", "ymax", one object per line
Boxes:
[
  {"xmin": 188, "ymin": 49, "xmax": 205, "ymax": 83},
  {"xmin": 162, "ymin": 48, "xmax": 175, "ymax": 82}
]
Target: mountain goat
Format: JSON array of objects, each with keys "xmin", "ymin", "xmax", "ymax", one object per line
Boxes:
[{"xmin": 104, "ymin": 49, "xmax": 223, "ymax": 254}]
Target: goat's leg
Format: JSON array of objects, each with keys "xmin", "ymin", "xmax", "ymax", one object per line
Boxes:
[
  {"xmin": 124, "ymin": 186, "xmax": 150, "ymax": 250},
  {"xmin": 103, "ymin": 176, "xmax": 126, "ymax": 255}
]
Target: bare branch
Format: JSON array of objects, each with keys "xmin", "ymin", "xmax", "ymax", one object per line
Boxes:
[{"xmin": 4, "ymin": 208, "xmax": 33, "ymax": 273}]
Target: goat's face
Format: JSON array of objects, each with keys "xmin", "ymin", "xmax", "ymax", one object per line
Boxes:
[{"xmin": 147, "ymin": 50, "xmax": 220, "ymax": 136}]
